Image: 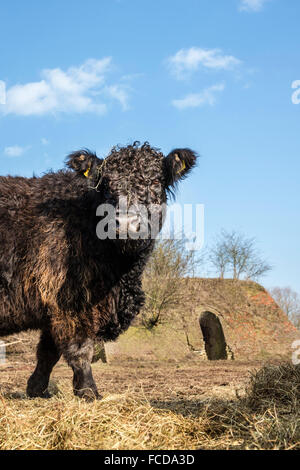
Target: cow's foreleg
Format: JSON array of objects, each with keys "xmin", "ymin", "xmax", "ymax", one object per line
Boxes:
[
  {"xmin": 63, "ymin": 338, "xmax": 100, "ymax": 401},
  {"xmin": 27, "ymin": 330, "xmax": 61, "ymax": 398}
]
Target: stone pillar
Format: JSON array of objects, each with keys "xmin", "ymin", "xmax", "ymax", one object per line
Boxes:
[{"xmin": 199, "ymin": 311, "xmax": 228, "ymax": 360}]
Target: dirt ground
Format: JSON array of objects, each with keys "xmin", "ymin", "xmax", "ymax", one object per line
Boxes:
[{"xmin": 0, "ymin": 356, "xmax": 266, "ymax": 405}]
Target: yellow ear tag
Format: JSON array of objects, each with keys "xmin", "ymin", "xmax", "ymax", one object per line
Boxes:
[
  {"xmin": 175, "ymin": 154, "xmax": 186, "ymax": 175},
  {"xmin": 84, "ymin": 167, "xmax": 90, "ymax": 178},
  {"xmin": 179, "ymin": 160, "xmax": 186, "ymax": 173}
]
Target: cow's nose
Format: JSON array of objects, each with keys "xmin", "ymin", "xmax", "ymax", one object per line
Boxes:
[
  {"xmin": 115, "ymin": 212, "xmax": 141, "ymax": 234},
  {"xmin": 128, "ymin": 215, "xmax": 141, "ymax": 233}
]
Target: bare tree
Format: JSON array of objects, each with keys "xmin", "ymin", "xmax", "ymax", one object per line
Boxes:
[
  {"xmin": 270, "ymin": 287, "xmax": 300, "ymax": 329},
  {"xmin": 209, "ymin": 243, "xmax": 228, "ymax": 279},
  {"xmin": 209, "ymin": 230, "xmax": 272, "ymax": 281},
  {"xmin": 141, "ymin": 238, "xmax": 196, "ymax": 330}
]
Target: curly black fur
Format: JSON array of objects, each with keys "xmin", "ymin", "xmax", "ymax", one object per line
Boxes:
[{"xmin": 0, "ymin": 141, "xmax": 197, "ymax": 399}]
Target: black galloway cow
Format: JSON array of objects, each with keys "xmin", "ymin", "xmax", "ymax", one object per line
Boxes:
[{"xmin": 0, "ymin": 142, "xmax": 197, "ymax": 400}]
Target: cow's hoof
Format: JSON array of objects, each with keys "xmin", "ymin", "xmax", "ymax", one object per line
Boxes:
[
  {"xmin": 26, "ymin": 388, "xmax": 52, "ymax": 399},
  {"xmin": 26, "ymin": 380, "xmax": 52, "ymax": 399},
  {"xmin": 74, "ymin": 388, "xmax": 102, "ymax": 402}
]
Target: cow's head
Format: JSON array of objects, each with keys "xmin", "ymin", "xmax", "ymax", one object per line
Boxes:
[{"xmin": 67, "ymin": 142, "xmax": 197, "ymax": 248}]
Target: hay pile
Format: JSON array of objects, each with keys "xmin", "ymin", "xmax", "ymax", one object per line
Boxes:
[
  {"xmin": 0, "ymin": 363, "xmax": 299, "ymax": 450},
  {"xmin": 202, "ymin": 363, "xmax": 300, "ymax": 450}
]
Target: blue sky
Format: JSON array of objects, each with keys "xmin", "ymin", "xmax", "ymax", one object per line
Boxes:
[{"xmin": 0, "ymin": 0, "xmax": 299, "ymax": 292}]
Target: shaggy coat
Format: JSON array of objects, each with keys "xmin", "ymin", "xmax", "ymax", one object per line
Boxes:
[{"xmin": 0, "ymin": 142, "xmax": 197, "ymax": 399}]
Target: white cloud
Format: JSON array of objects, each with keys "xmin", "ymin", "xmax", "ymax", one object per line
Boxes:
[
  {"xmin": 167, "ymin": 47, "xmax": 241, "ymax": 79},
  {"xmin": 2, "ymin": 58, "xmax": 131, "ymax": 116},
  {"xmin": 121, "ymin": 73, "xmax": 144, "ymax": 82},
  {"xmin": 172, "ymin": 84, "xmax": 225, "ymax": 110},
  {"xmin": 41, "ymin": 138, "xmax": 49, "ymax": 145},
  {"xmin": 105, "ymin": 85, "xmax": 130, "ymax": 111},
  {"xmin": 4, "ymin": 145, "xmax": 29, "ymax": 157},
  {"xmin": 239, "ymin": 0, "xmax": 270, "ymax": 12}
]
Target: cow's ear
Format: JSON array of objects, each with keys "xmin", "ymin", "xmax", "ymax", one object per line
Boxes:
[
  {"xmin": 66, "ymin": 150, "xmax": 103, "ymax": 179},
  {"xmin": 163, "ymin": 148, "xmax": 197, "ymax": 188}
]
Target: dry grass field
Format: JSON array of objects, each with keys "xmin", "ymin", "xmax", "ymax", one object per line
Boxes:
[{"xmin": 0, "ymin": 349, "xmax": 299, "ymax": 450}]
